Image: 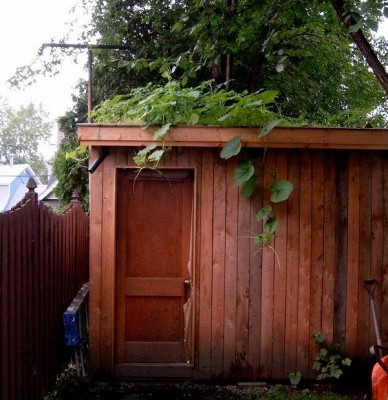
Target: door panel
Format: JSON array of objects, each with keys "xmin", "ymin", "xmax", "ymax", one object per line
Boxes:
[
  {"xmin": 124, "ymin": 342, "xmax": 184, "ymax": 363},
  {"xmin": 125, "ymin": 277, "xmax": 184, "ymax": 297},
  {"xmin": 125, "ymin": 296, "xmax": 182, "ymax": 341},
  {"xmin": 115, "ymin": 169, "xmax": 194, "ymax": 365}
]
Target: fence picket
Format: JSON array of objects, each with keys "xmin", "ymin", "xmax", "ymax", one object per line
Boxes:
[{"xmin": 0, "ymin": 186, "xmax": 89, "ymax": 400}]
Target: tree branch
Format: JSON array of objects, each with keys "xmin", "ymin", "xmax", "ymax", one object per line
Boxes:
[{"xmin": 330, "ymin": 0, "xmax": 388, "ymax": 93}]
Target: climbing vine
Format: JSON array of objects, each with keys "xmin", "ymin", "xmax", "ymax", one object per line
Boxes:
[{"xmin": 220, "ymin": 129, "xmax": 293, "ymax": 248}]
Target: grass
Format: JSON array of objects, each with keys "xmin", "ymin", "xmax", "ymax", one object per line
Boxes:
[{"xmin": 44, "ymin": 366, "xmax": 370, "ymax": 400}]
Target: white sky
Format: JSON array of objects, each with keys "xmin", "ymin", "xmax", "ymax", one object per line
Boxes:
[
  {"xmin": 0, "ymin": 2, "xmax": 387, "ymax": 161},
  {"xmin": 0, "ymin": 0, "xmax": 89, "ymax": 159}
]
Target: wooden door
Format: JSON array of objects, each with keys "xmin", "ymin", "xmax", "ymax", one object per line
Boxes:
[{"xmin": 115, "ymin": 169, "xmax": 194, "ymax": 365}]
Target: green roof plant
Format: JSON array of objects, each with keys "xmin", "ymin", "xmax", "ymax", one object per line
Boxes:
[{"xmin": 92, "ymin": 80, "xmax": 285, "ymax": 127}]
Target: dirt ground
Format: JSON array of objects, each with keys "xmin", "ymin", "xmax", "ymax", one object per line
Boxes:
[{"xmin": 44, "ymin": 368, "xmax": 371, "ymax": 400}]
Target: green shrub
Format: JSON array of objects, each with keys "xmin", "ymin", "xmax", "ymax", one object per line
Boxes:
[{"xmin": 311, "ymin": 331, "xmax": 352, "ymax": 381}]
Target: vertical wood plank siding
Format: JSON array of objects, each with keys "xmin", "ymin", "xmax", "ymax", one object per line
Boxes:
[
  {"xmin": 89, "ymin": 146, "xmax": 388, "ymax": 380},
  {"xmin": 0, "ymin": 190, "xmax": 89, "ymax": 400}
]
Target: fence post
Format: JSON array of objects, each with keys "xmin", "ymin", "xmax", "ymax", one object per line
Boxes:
[
  {"xmin": 71, "ymin": 190, "xmax": 80, "ymax": 204},
  {"xmin": 24, "ymin": 177, "xmax": 38, "ymax": 204}
]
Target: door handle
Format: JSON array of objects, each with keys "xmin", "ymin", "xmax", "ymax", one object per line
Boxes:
[
  {"xmin": 184, "ymin": 279, "xmax": 191, "ymax": 289},
  {"xmin": 184, "ymin": 279, "xmax": 191, "ymax": 301}
]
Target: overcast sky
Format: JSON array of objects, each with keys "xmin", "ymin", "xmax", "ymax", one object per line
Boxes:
[
  {"xmin": 0, "ymin": 0, "xmax": 90, "ymax": 158},
  {"xmin": 0, "ymin": 0, "xmax": 90, "ymax": 115}
]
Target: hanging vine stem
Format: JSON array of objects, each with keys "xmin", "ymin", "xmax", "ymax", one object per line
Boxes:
[
  {"xmin": 131, "ymin": 141, "xmax": 174, "ymax": 191},
  {"xmin": 220, "ymin": 119, "xmax": 293, "ymax": 249}
]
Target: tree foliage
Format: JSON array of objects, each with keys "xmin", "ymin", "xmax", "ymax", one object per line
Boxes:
[
  {"xmin": 53, "ymin": 82, "xmax": 89, "ymax": 211},
  {"xmin": 0, "ymin": 99, "xmax": 52, "ymax": 182},
  {"xmin": 331, "ymin": 0, "xmax": 388, "ymax": 92},
  {"xmin": 9, "ymin": 0, "xmax": 388, "ymax": 126},
  {"xmin": 52, "ymin": 144, "xmax": 89, "ymax": 211},
  {"xmin": 84, "ymin": 0, "xmax": 387, "ymax": 126},
  {"xmin": 89, "ymin": 0, "xmax": 192, "ymax": 102}
]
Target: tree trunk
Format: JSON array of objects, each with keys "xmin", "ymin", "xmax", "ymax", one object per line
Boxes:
[
  {"xmin": 225, "ymin": 0, "xmax": 237, "ymax": 90},
  {"xmin": 225, "ymin": 53, "xmax": 233, "ymax": 90},
  {"xmin": 249, "ymin": 50, "xmax": 266, "ymax": 93},
  {"xmin": 330, "ymin": 0, "xmax": 388, "ymax": 93}
]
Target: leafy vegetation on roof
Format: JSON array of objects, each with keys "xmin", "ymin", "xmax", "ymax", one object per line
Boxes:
[{"xmin": 92, "ymin": 80, "xmax": 293, "ymax": 128}]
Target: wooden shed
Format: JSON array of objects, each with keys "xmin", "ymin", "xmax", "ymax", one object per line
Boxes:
[{"xmin": 78, "ymin": 124, "xmax": 388, "ymax": 380}]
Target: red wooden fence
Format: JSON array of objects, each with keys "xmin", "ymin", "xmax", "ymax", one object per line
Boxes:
[{"xmin": 0, "ymin": 182, "xmax": 89, "ymax": 400}]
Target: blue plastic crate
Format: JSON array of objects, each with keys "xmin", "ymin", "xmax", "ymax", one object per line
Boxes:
[{"xmin": 63, "ymin": 282, "xmax": 89, "ymax": 347}]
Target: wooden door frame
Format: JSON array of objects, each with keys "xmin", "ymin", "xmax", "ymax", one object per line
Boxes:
[{"xmin": 113, "ymin": 166, "xmax": 197, "ymax": 378}]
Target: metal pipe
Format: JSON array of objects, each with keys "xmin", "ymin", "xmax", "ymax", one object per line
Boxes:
[
  {"xmin": 88, "ymin": 147, "xmax": 110, "ymax": 174},
  {"xmin": 41, "ymin": 43, "xmax": 134, "ymax": 51},
  {"xmin": 88, "ymin": 49, "xmax": 93, "ymax": 122},
  {"xmin": 39, "ymin": 42, "xmax": 134, "ymax": 121}
]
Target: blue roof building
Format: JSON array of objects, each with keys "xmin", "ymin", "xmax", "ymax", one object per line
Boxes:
[{"xmin": 0, "ymin": 164, "xmax": 43, "ymax": 212}]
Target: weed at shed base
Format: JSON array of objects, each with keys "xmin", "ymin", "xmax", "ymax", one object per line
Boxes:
[{"xmin": 44, "ymin": 366, "xmax": 370, "ymax": 400}]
